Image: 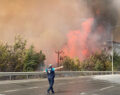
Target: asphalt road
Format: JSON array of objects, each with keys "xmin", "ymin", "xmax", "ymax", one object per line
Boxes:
[{"xmin": 0, "ymin": 76, "xmax": 120, "ymax": 95}]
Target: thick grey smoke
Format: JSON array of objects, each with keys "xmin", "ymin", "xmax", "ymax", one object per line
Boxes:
[
  {"xmin": 88, "ymin": 0, "xmax": 120, "ymax": 42},
  {"xmin": 0, "ymin": 0, "xmax": 119, "ymax": 65}
]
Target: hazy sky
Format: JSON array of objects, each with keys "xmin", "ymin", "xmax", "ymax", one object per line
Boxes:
[{"xmin": 0, "ymin": 0, "xmax": 119, "ymax": 64}]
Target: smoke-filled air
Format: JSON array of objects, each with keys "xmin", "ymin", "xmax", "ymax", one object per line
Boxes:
[{"xmin": 0, "ymin": 0, "xmax": 119, "ymax": 65}]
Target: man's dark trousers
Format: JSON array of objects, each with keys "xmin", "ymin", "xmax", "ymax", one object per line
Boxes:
[{"xmin": 48, "ymin": 78, "xmax": 54, "ymax": 93}]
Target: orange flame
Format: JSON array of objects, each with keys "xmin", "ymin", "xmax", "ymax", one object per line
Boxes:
[{"xmin": 62, "ymin": 18, "xmax": 94, "ymax": 60}]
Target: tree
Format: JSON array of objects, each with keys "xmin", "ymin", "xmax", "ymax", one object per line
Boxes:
[
  {"xmin": 113, "ymin": 51, "xmax": 120, "ymax": 71},
  {"xmin": 62, "ymin": 56, "xmax": 80, "ymax": 71},
  {"xmin": 80, "ymin": 51, "xmax": 112, "ymax": 71},
  {"xmin": 62, "ymin": 56, "xmax": 73, "ymax": 71},
  {"xmin": 9, "ymin": 35, "xmax": 27, "ymax": 72},
  {"xmin": 23, "ymin": 45, "xmax": 46, "ymax": 71},
  {"xmin": 0, "ymin": 43, "xmax": 10, "ymax": 71},
  {"xmin": 73, "ymin": 57, "xmax": 81, "ymax": 71},
  {"xmin": 0, "ymin": 35, "xmax": 46, "ymax": 72}
]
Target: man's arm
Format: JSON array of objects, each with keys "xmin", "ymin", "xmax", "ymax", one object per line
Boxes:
[
  {"xmin": 54, "ymin": 66, "xmax": 63, "ymax": 71},
  {"xmin": 43, "ymin": 66, "xmax": 63, "ymax": 72},
  {"xmin": 43, "ymin": 70, "xmax": 46, "ymax": 73},
  {"xmin": 43, "ymin": 68, "xmax": 47, "ymax": 73}
]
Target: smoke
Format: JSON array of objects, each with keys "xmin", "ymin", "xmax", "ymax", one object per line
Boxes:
[
  {"xmin": 62, "ymin": 0, "xmax": 119, "ymax": 60},
  {"xmin": 0, "ymin": 0, "xmax": 119, "ymax": 65}
]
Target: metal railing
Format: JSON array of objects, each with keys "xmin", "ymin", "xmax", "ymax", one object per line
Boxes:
[{"xmin": 0, "ymin": 71, "xmax": 120, "ymax": 80}]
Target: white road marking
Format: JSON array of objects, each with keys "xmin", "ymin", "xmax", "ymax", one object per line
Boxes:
[
  {"xmin": 0, "ymin": 94, "xmax": 5, "ymax": 95},
  {"xmin": 100, "ymin": 86, "xmax": 114, "ymax": 91},
  {"xmin": 3, "ymin": 89, "xmax": 19, "ymax": 93},
  {"xmin": 26, "ymin": 87, "xmax": 39, "ymax": 89},
  {"xmin": 2, "ymin": 86, "xmax": 40, "ymax": 93},
  {"xmin": 80, "ymin": 92, "xmax": 87, "ymax": 95}
]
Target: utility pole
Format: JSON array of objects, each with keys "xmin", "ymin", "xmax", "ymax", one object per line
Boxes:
[
  {"xmin": 110, "ymin": 25, "xmax": 120, "ymax": 74},
  {"xmin": 55, "ymin": 50, "xmax": 63, "ymax": 67},
  {"xmin": 112, "ymin": 31, "xmax": 114, "ymax": 75}
]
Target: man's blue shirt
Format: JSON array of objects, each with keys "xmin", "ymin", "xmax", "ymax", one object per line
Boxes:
[
  {"xmin": 46, "ymin": 68, "xmax": 55, "ymax": 79},
  {"xmin": 46, "ymin": 68, "xmax": 55, "ymax": 72}
]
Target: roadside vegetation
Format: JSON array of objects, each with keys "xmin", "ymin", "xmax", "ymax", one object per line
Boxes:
[
  {"xmin": 62, "ymin": 50, "xmax": 120, "ymax": 71},
  {"xmin": 0, "ymin": 35, "xmax": 46, "ymax": 72},
  {"xmin": 0, "ymin": 36, "xmax": 119, "ymax": 72},
  {"xmin": 113, "ymin": 51, "xmax": 120, "ymax": 71}
]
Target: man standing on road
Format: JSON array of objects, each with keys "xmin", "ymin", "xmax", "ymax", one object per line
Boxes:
[{"xmin": 45, "ymin": 64, "xmax": 63, "ymax": 94}]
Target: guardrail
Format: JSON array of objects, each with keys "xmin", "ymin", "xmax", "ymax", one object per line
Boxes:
[
  {"xmin": 0, "ymin": 71, "xmax": 120, "ymax": 80},
  {"xmin": 0, "ymin": 72, "xmax": 45, "ymax": 80}
]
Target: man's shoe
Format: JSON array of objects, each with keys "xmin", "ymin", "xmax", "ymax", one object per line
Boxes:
[
  {"xmin": 52, "ymin": 91, "xmax": 55, "ymax": 94},
  {"xmin": 47, "ymin": 91, "xmax": 50, "ymax": 95}
]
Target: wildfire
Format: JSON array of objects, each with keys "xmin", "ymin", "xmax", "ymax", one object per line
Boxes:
[{"xmin": 62, "ymin": 17, "xmax": 104, "ymax": 60}]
